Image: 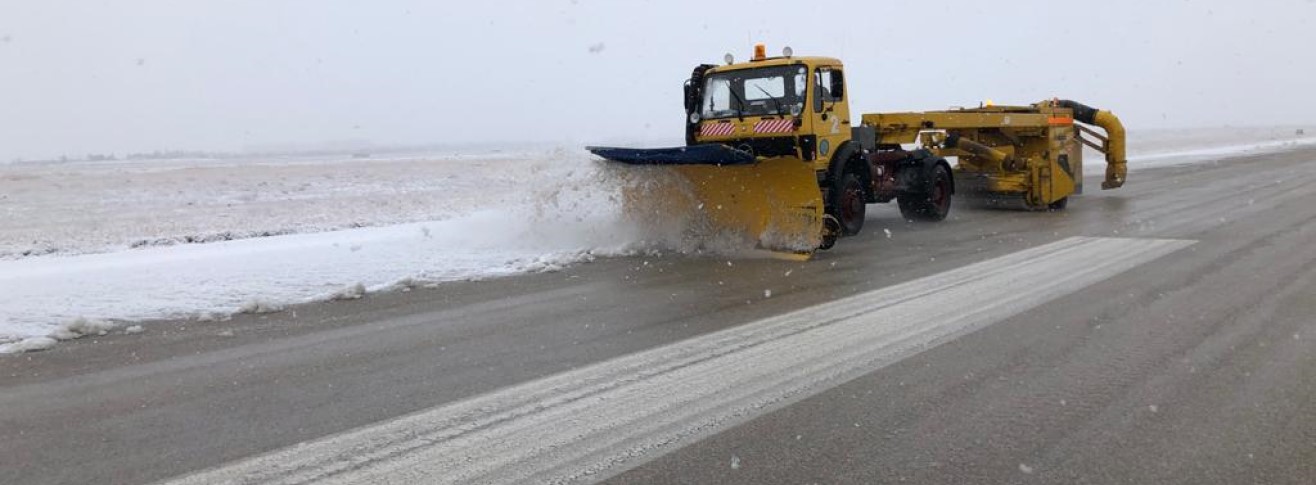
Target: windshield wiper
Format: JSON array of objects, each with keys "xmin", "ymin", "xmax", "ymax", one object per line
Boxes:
[
  {"xmin": 754, "ymin": 85, "xmax": 785, "ymax": 119},
  {"xmin": 727, "ymin": 84, "xmax": 747, "ymax": 121}
]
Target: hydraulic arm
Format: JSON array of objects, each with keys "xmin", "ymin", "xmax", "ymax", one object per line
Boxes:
[
  {"xmin": 1052, "ymin": 99, "xmax": 1126, "ymax": 189},
  {"xmin": 865, "ymin": 99, "xmax": 1127, "ymax": 209}
]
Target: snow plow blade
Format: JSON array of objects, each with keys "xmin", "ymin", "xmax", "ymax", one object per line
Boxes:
[
  {"xmin": 588, "ymin": 145, "xmax": 825, "ymax": 258},
  {"xmin": 587, "ymin": 144, "xmax": 758, "ymax": 166}
]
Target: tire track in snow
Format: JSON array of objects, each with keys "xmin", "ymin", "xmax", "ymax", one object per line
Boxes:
[{"xmin": 157, "ymin": 236, "xmax": 1194, "ymax": 485}]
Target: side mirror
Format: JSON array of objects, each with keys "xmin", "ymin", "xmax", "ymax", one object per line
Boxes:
[
  {"xmin": 830, "ymin": 75, "xmax": 844, "ymax": 100},
  {"xmin": 683, "ymin": 80, "xmax": 695, "ymax": 113}
]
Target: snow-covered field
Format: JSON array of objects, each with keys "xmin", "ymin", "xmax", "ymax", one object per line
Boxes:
[
  {"xmin": 1121, "ymin": 126, "xmax": 1316, "ymax": 168},
  {"xmin": 1, "ymin": 127, "xmax": 1313, "ymax": 352},
  {"xmin": 0, "ymin": 150, "xmax": 553, "ymax": 259}
]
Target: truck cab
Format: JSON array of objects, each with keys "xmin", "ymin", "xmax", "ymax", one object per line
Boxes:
[
  {"xmin": 683, "ymin": 46, "xmax": 953, "ymax": 243},
  {"xmin": 684, "ymin": 51, "xmax": 852, "ymax": 175}
]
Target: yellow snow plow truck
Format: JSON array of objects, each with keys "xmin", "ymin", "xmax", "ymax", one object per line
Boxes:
[{"xmin": 588, "ymin": 44, "xmax": 1127, "ymax": 258}]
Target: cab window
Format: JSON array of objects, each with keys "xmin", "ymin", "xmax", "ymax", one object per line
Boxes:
[{"xmin": 813, "ymin": 68, "xmax": 844, "ymax": 112}]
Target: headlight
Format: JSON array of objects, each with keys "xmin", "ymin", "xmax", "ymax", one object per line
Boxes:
[{"xmin": 689, "ymin": 112, "xmax": 701, "ymax": 123}]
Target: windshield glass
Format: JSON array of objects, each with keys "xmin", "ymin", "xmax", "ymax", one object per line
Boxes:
[{"xmin": 701, "ymin": 65, "xmax": 808, "ymax": 120}]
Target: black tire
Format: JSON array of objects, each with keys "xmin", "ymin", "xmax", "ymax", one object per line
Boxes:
[
  {"xmin": 898, "ymin": 163, "xmax": 953, "ymax": 222},
  {"xmin": 818, "ymin": 235, "xmax": 837, "ymax": 250},
  {"xmin": 828, "ymin": 172, "xmax": 866, "ymax": 236},
  {"xmin": 1048, "ymin": 196, "xmax": 1069, "ymax": 211},
  {"xmin": 819, "ymin": 216, "xmax": 840, "ymax": 250}
]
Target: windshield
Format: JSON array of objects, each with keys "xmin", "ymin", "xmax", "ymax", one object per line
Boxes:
[{"xmin": 701, "ymin": 65, "xmax": 808, "ymax": 120}]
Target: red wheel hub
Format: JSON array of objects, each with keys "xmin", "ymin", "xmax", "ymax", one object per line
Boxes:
[
  {"xmin": 931, "ymin": 177, "xmax": 949, "ymax": 211},
  {"xmin": 841, "ymin": 184, "xmax": 863, "ymax": 221}
]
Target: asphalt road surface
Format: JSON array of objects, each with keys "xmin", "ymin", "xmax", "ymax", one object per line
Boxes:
[{"xmin": 4, "ymin": 147, "xmax": 1316, "ymax": 484}]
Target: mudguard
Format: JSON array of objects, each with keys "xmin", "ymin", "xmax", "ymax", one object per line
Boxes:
[{"xmin": 823, "ymin": 140, "xmax": 864, "ymax": 184}]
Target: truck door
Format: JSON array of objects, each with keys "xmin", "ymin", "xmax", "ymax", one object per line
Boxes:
[{"xmin": 810, "ymin": 66, "xmax": 852, "ymax": 164}]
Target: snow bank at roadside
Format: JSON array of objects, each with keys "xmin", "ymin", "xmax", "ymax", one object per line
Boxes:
[
  {"xmin": 1126, "ymin": 136, "xmax": 1316, "ymax": 168},
  {"xmin": 0, "ymin": 209, "xmax": 647, "ymax": 352},
  {"xmin": 0, "ymin": 150, "xmax": 658, "ymax": 352}
]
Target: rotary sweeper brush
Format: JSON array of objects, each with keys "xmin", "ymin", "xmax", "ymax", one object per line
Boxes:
[{"xmin": 588, "ymin": 44, "xmax": 1127, "ymax": 258}]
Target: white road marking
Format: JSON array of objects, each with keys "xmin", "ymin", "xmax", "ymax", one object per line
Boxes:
[{"xmin": 158, "ymin": 236, "xmax": 1193, "ymax": 485}]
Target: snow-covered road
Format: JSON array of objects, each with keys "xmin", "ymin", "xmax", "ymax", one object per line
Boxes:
[{"xmin": 1, "ymin": 128, "xmax": 1312, "ymax": 352}]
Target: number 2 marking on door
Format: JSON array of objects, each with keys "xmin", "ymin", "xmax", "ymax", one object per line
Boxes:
[{"xmin": 830, "ymin": 116, "xmax": 840, "ymax": 134}]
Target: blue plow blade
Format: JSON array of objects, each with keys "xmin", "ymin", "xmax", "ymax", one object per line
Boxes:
[{"xmin": 585, "ymin": 144, "xmax": 756, "ymax": 166}]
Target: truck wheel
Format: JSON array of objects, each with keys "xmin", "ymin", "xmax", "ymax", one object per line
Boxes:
[
  {"xmin": 898, "ymin": 164, "xmax": 952, "ymax": 221},
  {"xmin": 829, "ymin": 172, "xmax": 866, "ymax": 236},
  {"xmin": 819, "ymin": 215, "xmax": 841, "ymax": 250},
  {"xmin": 1048, "ymin": 196, "xmax": 1069, "ymax": 211}
]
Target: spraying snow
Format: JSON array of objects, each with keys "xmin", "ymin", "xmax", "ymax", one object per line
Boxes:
[{"xmin": 0, "ymin": 149, "xmax": 732, "ymax": 351}]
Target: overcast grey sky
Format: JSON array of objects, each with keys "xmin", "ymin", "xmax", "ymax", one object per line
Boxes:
[{"xmin": 1, "ymin": 0, "xmax": 1313, "ymax": 160}]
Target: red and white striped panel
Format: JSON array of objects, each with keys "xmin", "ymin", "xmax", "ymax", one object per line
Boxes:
[
  {"xmin": 753, "ymin": 119, "xmax": 796, "ymax": 134},
  {"xmin": 700, "ymin": 122, "xmax": 736, "ymax": 137}
]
